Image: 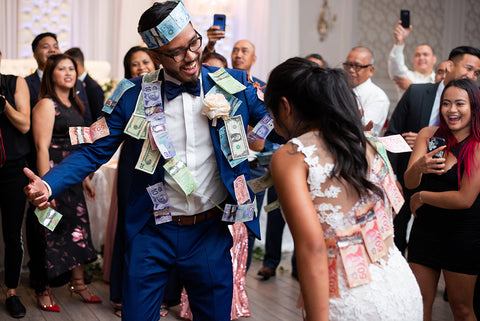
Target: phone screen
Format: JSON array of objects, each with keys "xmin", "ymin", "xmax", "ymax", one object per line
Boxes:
[
  {"xmin": 401, "ymin": 10, "xmax": 410, "ymax": 28},
  {"xmin": 428, "ymin": 137, "xmax": 446, "ymax": 159},
  {"xmin": 213, "ymin": 14, "xmax": 226, "ymax": 31}
]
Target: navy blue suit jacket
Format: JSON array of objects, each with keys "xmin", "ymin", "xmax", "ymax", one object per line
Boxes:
[
  {"xmin": 25, "ymin": 71, "xmax": 93, "ymax": 125},
  {"xmin": 43, "ymin": 65, "xmax": 280, "ymax": 244}
]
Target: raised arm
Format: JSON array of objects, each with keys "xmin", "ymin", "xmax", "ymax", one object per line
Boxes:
[
  {"xmin": 270, "ymin": 143, "xmax": 329, "ymax": 321},
  {"xmin": 388, "ymin": 20, "xmax": 412, "ymax": 79},
  {"xmin": 4, "ymin": 76, "xmax": 30, "ymax": 134}
]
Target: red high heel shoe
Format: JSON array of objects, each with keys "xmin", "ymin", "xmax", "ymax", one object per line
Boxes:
[
  {"xmin": 68, "ymin": 278, "xmax": 102, "ymax": 303},
  {"xmin": 36, "ymin": 286, "xmax": 61, "ymax": 312}
]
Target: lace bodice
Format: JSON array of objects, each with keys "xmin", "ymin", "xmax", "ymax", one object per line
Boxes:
[
  {"xmin": 289, "ymin": 132, "xmax": 422, "ymax": 321},
  {"xmin": 290, "ymin": 133, "xmax": 386, "ymax": 239}
]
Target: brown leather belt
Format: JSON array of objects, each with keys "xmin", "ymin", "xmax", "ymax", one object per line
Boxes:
[{"xmin": 174, "ymin": 205, "xmax": 223, "ymax": 225}]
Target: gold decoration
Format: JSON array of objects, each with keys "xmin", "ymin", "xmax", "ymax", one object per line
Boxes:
[{"xmin": 317, "ymin": 0, "xmax": 337, "ymax": 42}]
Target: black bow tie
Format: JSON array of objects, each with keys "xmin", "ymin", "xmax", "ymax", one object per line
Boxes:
[{"xmin": 164, "ymin": 81, "xmax": 201, "ymax": 100}]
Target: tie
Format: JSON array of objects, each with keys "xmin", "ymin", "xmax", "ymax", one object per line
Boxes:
[{"xmin": 164, "ymin": 81, "xmax": 201, "ymax": 100}]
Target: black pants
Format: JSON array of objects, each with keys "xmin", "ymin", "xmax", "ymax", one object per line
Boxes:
[{"xmin": 0, "ymin": 158, "xmax": 28, "ymax": 289}]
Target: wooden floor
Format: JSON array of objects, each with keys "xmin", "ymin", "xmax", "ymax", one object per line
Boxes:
[{"xmin": 0, "ymin": 253, "xmax": 454, "ymax": 320}]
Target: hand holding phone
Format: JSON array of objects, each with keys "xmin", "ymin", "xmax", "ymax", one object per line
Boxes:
[
  {"xmin": 400, "ymin": 10, "xmax": 410, "ymax": 28},
  {"xmin": 213, "ymin": 14, "xmax": 226, "ymax": 31},
  {"xmin": 428, "ymin": 137, "xmax": 446, "ymax": 159}
]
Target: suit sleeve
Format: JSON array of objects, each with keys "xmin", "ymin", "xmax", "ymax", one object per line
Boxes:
[
  {"xmin": 43, "ymin": 87, "xmax": 137, "ymax": 198},
  {"xmin": 86, "ymin": 77, "xmax": 106, "ymax": 121}
]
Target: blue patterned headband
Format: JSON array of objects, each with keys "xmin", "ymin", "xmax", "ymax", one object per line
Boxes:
[{"xmin": 139, "ymin": 0, "xmax": 190, "ymax": 49}]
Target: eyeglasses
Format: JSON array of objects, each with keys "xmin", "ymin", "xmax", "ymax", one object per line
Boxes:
[
  {"xmin": 342, "ymin": 62, "xmax": 372, "ymax": 72},
  {"xmin": 158, "ymin": 33, "xmax": 202, "ymax": 62}
]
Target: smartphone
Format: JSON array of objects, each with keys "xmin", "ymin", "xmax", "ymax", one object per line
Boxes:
[
  {"xmin": 400, "ymin": 10, "xmax": 410, "ymax": 28},
  {"xmin": 428, "ymin": 137, "xmax": 446, "ymax": 159},
  {"xmin": 213, "ymin": 14, "xmax": 226, "ymax": 31}
]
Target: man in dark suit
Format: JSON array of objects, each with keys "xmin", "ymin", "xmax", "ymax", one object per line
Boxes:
[
  {"xmin": 385, "ymin": 46, "xmax": 480, "ymax": 254},
  {"xmin": 25, "ymin": 33, "xmax": 92, "ymax": 125},
  {"xmin": 23, "ymin": 2, "xmax": 282, "ymax": 320},
  {"xmin": 65, "ymin": 47, "xmax": 105, "ymax": 121}
]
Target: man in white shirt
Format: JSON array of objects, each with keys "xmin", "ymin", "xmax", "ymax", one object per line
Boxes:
[
  {"xmin": 388, "ymin": 20, "xmax": 437, "ymax": 99},
  {"xmin": 343, "ymin": 46, "xmax": 390, "ymax": 136}
]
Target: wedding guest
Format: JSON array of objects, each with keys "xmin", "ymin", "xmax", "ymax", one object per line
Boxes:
[
  {"xmin": 406, "ymin": 78, "xmax": 480, "ymax": 321},
  {"xmin": 0, "ymin": 50, "xmax": 30, "ymax": 318},
  {"xmin": 30, "ymin": 54, "xmax": 100, "ymax": 312}
]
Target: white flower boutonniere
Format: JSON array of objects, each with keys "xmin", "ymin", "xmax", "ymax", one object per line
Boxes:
[{"xmin": 202, "ymin": 93, "xmax": 231, "ymax": 126}]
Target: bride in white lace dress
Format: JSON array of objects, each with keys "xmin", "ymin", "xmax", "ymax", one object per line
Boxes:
[{"xmin": 264, "ymin": 58, "xmax": 423, "ymax": 321}]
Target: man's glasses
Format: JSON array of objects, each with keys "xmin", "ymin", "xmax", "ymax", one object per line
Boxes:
[
  {"xmin": 158, "ymin": 33, "xmax": 202, "ymax": 62},
  {"xmin": 342, "ymin": 62, "xmax": 372, "ymax": 72}
]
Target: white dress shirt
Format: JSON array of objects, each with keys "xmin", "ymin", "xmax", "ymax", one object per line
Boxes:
[
  {"xmin": 428, "ymin": 80, "xmax": 445, "ymax": 126},
  {"xmin": 388, "ymin": 44, "xmax": 436, "ymax": 99},
  {"xmin": 162, "ymin": 72, "xmax": 228, "ymax": 216},
  {"xmin": 354, "ymin": 78, "xmax": 390, "ymax": 137}
]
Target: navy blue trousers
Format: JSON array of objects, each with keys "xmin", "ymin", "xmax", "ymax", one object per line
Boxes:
[{"xmin": 122, "ymin": 215, "xmax": 233, "ymax": 321}]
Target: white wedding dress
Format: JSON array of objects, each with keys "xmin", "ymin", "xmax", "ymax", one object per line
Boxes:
[{"xmin": 290, "ymin": 132, "xmax": 422, "ymax": 321}]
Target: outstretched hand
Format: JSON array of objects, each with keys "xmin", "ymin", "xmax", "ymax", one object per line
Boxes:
[{"xmin": 23, "ymin": 167, "xmax": 51, "ymax": 210}]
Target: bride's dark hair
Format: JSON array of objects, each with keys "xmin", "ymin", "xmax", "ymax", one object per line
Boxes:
[{"xmin": 264, "ymin": 57, "xmax": 382, "ymax": 197}]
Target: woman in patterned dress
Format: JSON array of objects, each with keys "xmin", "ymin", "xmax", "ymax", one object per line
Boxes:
[{"xmin": 31, "ymin": 54, "xmax": 100, "ymax": 311}]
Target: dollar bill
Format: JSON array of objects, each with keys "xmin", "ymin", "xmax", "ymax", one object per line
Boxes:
[
  {"xmin": 233, "ymin": 174, "xmax": 251, "ymax": 205},
  {"xmin": 69, "ymin": 126, "xmax": 92, "ymax": 145},
  {"xmin": 135, "ymin": 138, "xmax": 161, "ymax": 174},
  {"xmin": 146, "ymin": 182, "xmax": 169, "ymax": 211},
  {"xmin": 256, "ymin": 151, "xmax": 274, "ymax": 166},
  {"xmin": 125, "ymin": 115, "xmax": 148, "ymax": 139},
  {"xmin": 247, "ymin": 171, "xmax": 273, "ymax": 194},
  {"xmin": 263, "ymin": 200, "xmax": 280, "ymax": 213},
  {"xmin": 247, "ymin": 115, "xmax": 274, "ymax": 142},
  {"xmin": 34, "ymin": 207, "xmax": 63, "ymax": 232},
  {"xmin": 69, "ymin": 117, "xmax": 110, "ymax": 145},
  {"xmin": 163, "ymin": 155, "xmax": 197, "ymax": 196},
  {"xmin": 222, "ymin": 203, "xmax": 255, "ymax": 223},
  {"xmin": 125, "ymin": 93, "xmax": 148, "ymax": 139},
  {"xmin": 224, "ymin": 115, "xmax": 249, "ymax": 160},
  {"xmin": 150, "ymin": 118, "xmax": 176, "ymax": 159},
  {"xmin": 208, "ymin": 68, "xmax": 246, "ymax": 95},
  {"xmin": 206, "ymin": 85, "xmax": 242, "ymax": 117},
  {"xmin": 219, "ymin": 126, "xmax": 246, "ymax": 168},
  {"xmin": 102, "ymin": 78, "xmax": 135, "ymax": 114},
  {"xmin": 154, "ymin": 208, "xmax": 172, "ymax": 225},
  {"xmin": 142, "ymin": 82, "xmax": 164, "ymax": 121}
]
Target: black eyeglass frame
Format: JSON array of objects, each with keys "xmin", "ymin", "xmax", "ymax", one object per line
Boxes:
[
  {"xmin": 342, "ymin": 62, "xmax": 372, "ymax": 72},
  {"xmin": 157, "ymin": 32, "xmax": 203, "ymax": 63}
]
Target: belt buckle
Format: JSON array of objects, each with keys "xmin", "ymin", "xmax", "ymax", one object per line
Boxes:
[{"xmin": 177, "ymin": 216, "xmax": 183, "ymax": 226}]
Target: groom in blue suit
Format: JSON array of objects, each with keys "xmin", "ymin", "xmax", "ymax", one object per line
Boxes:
[{"xmin": 24, "ymin": 1, "xmax": 282, "ymax": 320}]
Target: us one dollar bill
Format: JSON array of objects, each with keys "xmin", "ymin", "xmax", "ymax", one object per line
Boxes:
[
  {"xmin": 224, "ymin": 115, "xmax": 249, "ymax": 160},
  {"xmin": 135, "ymin": 138, "xmax": 161, "ymax": 174}
]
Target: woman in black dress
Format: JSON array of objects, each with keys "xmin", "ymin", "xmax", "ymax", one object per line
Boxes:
[
  {"xmin": 405, "ymin": 78, "xmax": 480, "ymax": 321},
  {"xmin": 31, "ymin": 54, "xmax": 100, "ymax": 311}
]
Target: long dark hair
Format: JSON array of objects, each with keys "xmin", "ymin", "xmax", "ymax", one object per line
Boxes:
[
  {"xmin": 438, "ymin": 78, "xmax": 480, "ymax": 186},
  {"xmin": 39, "ymin": 54, "xmax": 84, "ymax": 115},
  {"xmin": 265, "ymin": 57, "xmax": 382, "ymax": 197},
  {"xmin": 123, "ymin": 46, "xmax": 159, "ymax": 79}
]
